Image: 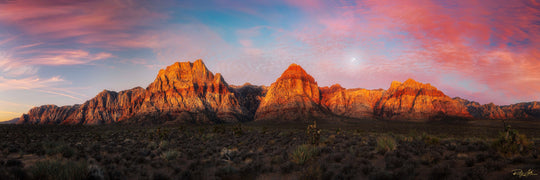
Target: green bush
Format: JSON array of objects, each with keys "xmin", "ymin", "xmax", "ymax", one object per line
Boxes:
[
  {"xmin": 291, "ymin": 144, "xmax": 319, "ymax": 165},
  {"xmin": 161, "ymin": 150, "xmax": 180, "ymax": 160},
  {"xmin": 42, "ymin": 142, "xmax": 75, "ymax": 158},
  {"xmin": 492, "ymin": 125, "xmax": 533, "ymax": 156},
  {"xmin": 30, "ymin": 160, "xmax": 88, "ymax": 180},
  {"xmin": 376, "ymin": 135, "xmax": 396, "ymax": 153}
]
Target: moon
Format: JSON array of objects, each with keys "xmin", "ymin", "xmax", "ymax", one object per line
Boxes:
[{"xmin": 351, "ymin": 57, "xmax": 357, "ymax": 62}]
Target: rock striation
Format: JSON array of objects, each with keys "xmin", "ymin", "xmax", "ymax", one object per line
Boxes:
[{"xmin": 17, "ymin": 60, "xmax": 540, "ymax": 125}]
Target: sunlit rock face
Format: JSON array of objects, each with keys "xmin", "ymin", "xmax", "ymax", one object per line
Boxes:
[
  {"xmin": 67, "ymin": 87, "xmax": 146, "ymax": 124},
  {"xmin": 254, "ymin": 64, "xmax": 327, "ymax": 122},
  {"xmin": 18, "ymin": 59, "xmax": 246, "ymax": 124},
  {"xmin": 320, "ymin": 84, "xmax": 384, "ymax": 119},
  {"xmin": 17, "ymin": 105, "xmax": 80, "ymax": 124},
  {"xmin": 141, "ymin": 59, "xmax": 246, "ymax": 123},
  {"xmin": 375, "ymin": 79, "xmax": 472, "ymax": 121}
]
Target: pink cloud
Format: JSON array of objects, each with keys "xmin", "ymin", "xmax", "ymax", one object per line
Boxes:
[
  {"xmin": 0, "ymin": 0, "xmax": 167, "ymax": 48},
  {"xmin": 19, "ymin": 50, "xmax": 113, "ymax": 66},
  {"xmin": 286, "ymin": 0, "xmax": 540, "ymax": 104}
]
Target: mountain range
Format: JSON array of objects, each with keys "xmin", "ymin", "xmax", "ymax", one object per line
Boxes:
[{"xmin": 17, "ymin": 60, "xmax": 540, "ymax": 125}]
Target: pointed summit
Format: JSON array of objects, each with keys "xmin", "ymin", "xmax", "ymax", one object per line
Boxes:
[
  {"xmin": 255, "ymin": 63, "xmax": 324, "ymax": 122},
  {"xmin": 277, "ymin": 63, "xmax": 316, "ymax": 84}
]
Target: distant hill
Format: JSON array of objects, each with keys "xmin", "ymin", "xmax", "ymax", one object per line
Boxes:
[{"xmin": 0, "ymin": 118, "xmax": 19, "ymax": 124}]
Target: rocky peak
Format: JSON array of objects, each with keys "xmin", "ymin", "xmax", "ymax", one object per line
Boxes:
[
  {"xmin": 255, "ymin": 63, "xmax": 324, "ymax": 122},
  {"xmin": 148, "ymin": 59, "xmax": 230, "ymax": 94},
  {"xmin": 377, "ymin": 79, "xmax": 470, "ymax": 121},
  {"xmin": 277, "ymin": 63, "xmax": 316, "ymax": 84},
  {"xmin": 387, "ymin": 79, "xmax": 445, "ymax": 97},
  {"xmin": 389, "ymin": 81, "xmax": 403, "ymax": 89}
]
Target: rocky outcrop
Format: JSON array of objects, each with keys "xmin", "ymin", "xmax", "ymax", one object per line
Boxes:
[
  {"xmin": 375, "ymin": 79, "xmax": 471, "ymax": 121},
  {"xmin": 254, "ymin": 64, "xmax": 326, "ymax": 122},
  {"xmin": 321, "ymin": 84, "xmax": 383, "ymax": 119},
  {"xmin": 17, "ymin": 104, "xmax": 80, "ymax": 124},
  {"xmin": 455, "ymin": 98, "xmax": 540, "ymax": 120}
]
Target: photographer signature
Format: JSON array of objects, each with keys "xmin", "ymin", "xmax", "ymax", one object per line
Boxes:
[{"xmin": 512, "ymin": 169, "xmax": 537, "ymax": 178}]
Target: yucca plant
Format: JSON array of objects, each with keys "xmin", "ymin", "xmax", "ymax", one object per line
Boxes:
[
  {"xmin": 376, "ymin": 135, "xmax": 396, "ymax": 153},
  {"xmin": 291, "ymin": 144, "xmax": 319, "ymax": 165}
]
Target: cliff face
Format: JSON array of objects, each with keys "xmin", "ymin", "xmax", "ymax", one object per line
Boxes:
[
  {"xmin": 17, "ymin": 60, "xmax": 540, "ymax": 125},
  {"xmin": 254, "ymin": 64, "xmax": 326, "ymax": 122},
  {"xmin": 140, "ymin": 60, "xmax": 245, "ymax": 123},
  {"xmin": 375, "ymin": 79, "xmax": 471, "ymax": 121},
  {"xmin": 320, "ymin": 84, "xmax": 383, "ymax": 119},
  {"xmin": 18, "ymin": 59, "xmax": 246, "ymax": 125},
  {"xmin": 17, "ymin": 104, "xmax": 80, "ymax": 124},
  {"xmin": 70, "ymin": 87, "xmax": 146, "ymax": 124}
]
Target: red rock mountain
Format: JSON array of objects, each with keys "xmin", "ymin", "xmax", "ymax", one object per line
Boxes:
[
  {"xmin": 374, "ymin": 79, "xmax": 471, "ymax": 121},
  {"xmin": 254, "ymin": 64, "xmax": 327, "ymax": 122},
  {"xmin": 18, "ymin": 60, "xmax": 246, "ymax": 124},
  {"xmin": 17, "ymin": 60, "xmax": 540, "ymax": 124}
]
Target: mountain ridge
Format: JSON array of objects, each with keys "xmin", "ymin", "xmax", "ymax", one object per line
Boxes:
[{"xmin": 17, "ymin": 60, "xmax": 540, "ymax": 124}]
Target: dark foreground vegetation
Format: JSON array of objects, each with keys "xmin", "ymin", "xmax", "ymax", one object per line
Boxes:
[{"xmin": 0, "ymin": 120, "xmax": 539, "ymax": 180}]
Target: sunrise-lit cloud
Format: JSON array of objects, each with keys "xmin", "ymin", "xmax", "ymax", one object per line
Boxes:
[{"xmin": 280, "ymin": 0, "xmax": 540, "ymax": 104}]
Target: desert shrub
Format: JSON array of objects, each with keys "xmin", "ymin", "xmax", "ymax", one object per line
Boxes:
[
  {"xmin": 147, "ymin": 141, "xmax": 158, "ymax": 150},
  {"xmin": 60, "ymin": 145, "xmax": 75, "ymax": 158},
  {"xmin": 384, "ymin": 153, "xmax": 403, "ymax": 170},
  {"xmin": 87, "ymin": 165, "xmax": 105, "ymax": 180},
  {"xmin": 376, "ymin": 135, "xmax": 396, "ymax": 154},
  {"xmin": 291, "ymin": 144, "xmax": 319, "ymax": 165},
  {"xmin": 30, "ymin": 159, "xmax": 88, "ymax": 180},
  {"xmin": 6, "ymin": 159, "xmax": 23, "ymax": 167},
  {"xmin": 492, "ymin": 125, "xmax": 533, "ymax": 156},
  {"xmin": 368, "ymin": 170, "xmax": 394, "ymax": 180},
  {"xmin": 42, "ymin": 141, "xmax": 75, "ymax": 158},
  {"xmin": 212, "ymin": 125, "xmax": 226, "ymax": 134},
  {"xmin": 430, "ymin": 163, "xmax": 451, "ymax": 179},
  {"xmin": 159, "ymin": 140, "xmax": 169, "ymax": 149},
  {"xmin": 152, "ymin": 172, "xmax": 171, "ymax": 180},
  {"xmin": 464, "ymin": 166, "xmax": 487, "ymax": 180},
  {"xmin": 483, "ymin": 160, "xmax": 505, "ymax": 172},
  {"xmin": 220, "ymin": 147, "xmax": 239, "ymax": 161},
  {"xmin": 306, "ymin": 121, "xmax": 321, "ymax": 145},
  {"xmin": 465, "ymin": 157, "xmax": 475, "ymax": 167},
  {"xmin": 161, "ymin": 150, "xmax": 180, "ymax": 161},
  {"xmin": 233, "ymin": 124, "xmax": 244, "ymax": 137}
]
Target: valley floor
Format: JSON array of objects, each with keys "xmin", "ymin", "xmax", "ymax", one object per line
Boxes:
[{"xmin": 0, "ymin": 120, "xmax": 539, "ymax": 179}]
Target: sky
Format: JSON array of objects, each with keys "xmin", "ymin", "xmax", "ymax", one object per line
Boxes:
[{"xmin": 0, "ymin": 0, "xmax": 539, "ymax": 122}]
